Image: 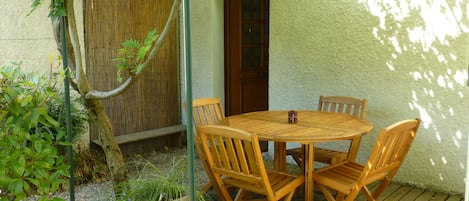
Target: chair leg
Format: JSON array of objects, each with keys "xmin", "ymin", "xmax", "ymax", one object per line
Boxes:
[
  {"xmin": 336, "ymin": 192, "xmax": 345, "ymax": 201},
  {"xmin": 234, "ymin": 189, "xmax": 248, "ymax": 201},
  {"xmin": 361, "ymin": 186, "xmax": 375, "ymax": 201},
  {"xmin": 291, "ymin": 154, "xmax": 303, "ymax": 168},
  {"xmin": 372, "ymin": 177, "xmax": 392, "ymax": 199},
  {"xmin": 282, "ymin": 190, "xmax": 296, "ymax": 201},
  {"xmin": 290, "ymin": 145, "xmax": 306, "ymax": 168},
  {"xmin": 318, "ymin": 184, "xmax": 337, "ymax": 201}
]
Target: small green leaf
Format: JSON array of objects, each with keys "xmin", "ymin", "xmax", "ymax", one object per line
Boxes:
[
  {"xmin": 26, "ymin": 177, "xmax": 40, "ymax": 187},
  {"xmin": 9, "ymin": 179, "xmax": 23, "ymax": 194},
  {"xmin": 10, "ymin": 158, "xmax": 25, "ymax": 177},
  {"xmin": 18, "ymin": 155, "xmax": 26, "ymax": 169},
  {"xmin": 33, "ymin": 168, "xmax": 48, "ymax": 179},
  {"xmin": 34, "ymin": 141, "xmax": 43, "ymax": 152},
  {"xmin": 23, "ymin": 180, "xmax": 31, "ymax": 193},
  {"xmin": 7, "ymin": 136, "xmax": 21, "ymax": 149}
]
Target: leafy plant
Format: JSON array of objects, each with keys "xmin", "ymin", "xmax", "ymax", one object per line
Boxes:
[
  {"xmin": 46, "ymin": 89, "xmax": 88, "ymax": 145},
  {"xmin": 114, "ymin": 29, "xmax": 159, "ymax": 82},
  {"xmin": 0, "ymin": 64, "xmax": 70, "ymax": 201},
  {"xmin": 29, "ymin": 0, "xmax": 66, "ymax": 19},
  {"xmin": 122, "ymin": 156, "xmax": 209, "ymax": 201}
]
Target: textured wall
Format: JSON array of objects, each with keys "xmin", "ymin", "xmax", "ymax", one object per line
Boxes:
[
  {"xmin": 0, "ymin": 0, "xmax": 58, "ymax": 72},
  {"xmin": 0, "ymin": 1, "xmax": 84, "ymax": 74},
  {"xmin": 270, "ymin": 0, "xmax": 468, "ymax": 194},
  {"xmin": 189, "ymin": 0, "xmax": 225, "ymax": 100}
]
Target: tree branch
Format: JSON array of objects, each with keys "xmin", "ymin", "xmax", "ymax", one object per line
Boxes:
[{"xmin": 65, "ymin": 0, "xmax": 85, "ymax": 87}]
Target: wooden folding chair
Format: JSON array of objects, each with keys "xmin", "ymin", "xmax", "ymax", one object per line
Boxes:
[
  {"xmin": 187, "ymin": 97, "xmax": 226, "ymax": 195},
  {"xmin": 198, "ymin": 125, "xmax": 305, "ymax": 201},
  {"xmin": 314, "ymin": 118, "xmax": 421, "ymax": 201},
  {"xmin": 286, "ymin": 95, "xmax": 367, "ymax": 167}
]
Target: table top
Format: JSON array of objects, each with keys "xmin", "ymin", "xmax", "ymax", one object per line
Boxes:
[{"xmin": 226, "ymin": 110, "xmax": 373, "ymax": 143}]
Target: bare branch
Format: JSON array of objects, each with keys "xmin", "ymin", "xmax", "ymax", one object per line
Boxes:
[
  {"xmin": 65, "ymin": 0, "xmax": 85, "ymax": 86},
  {"xmin": 85, "ymin": 0, "xmax": 182, "ymax": 100},
  {"xmin": 52, "ymin": 15, "xmax": 80, "ymax": 89}
]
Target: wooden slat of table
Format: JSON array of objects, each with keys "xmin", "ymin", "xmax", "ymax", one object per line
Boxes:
[{"xmin": 228, "ymin": 111, "xmax": 373, "ymax": 143}]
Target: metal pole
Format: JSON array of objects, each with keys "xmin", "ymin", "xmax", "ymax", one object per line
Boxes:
[
  {"xmin": 183, "ymin": 0, "xmax": 195, "ymax": 200},
  {"xmin": 60, "ymin": 13, "xmax": 75, "ymax": 201}
]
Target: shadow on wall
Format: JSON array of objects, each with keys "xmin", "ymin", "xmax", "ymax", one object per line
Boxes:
[{"xmin": 358, "ymin": 0, "xmax": 468, "ymax": 193}]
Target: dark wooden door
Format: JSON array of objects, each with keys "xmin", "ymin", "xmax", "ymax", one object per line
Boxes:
[{"xmin": 225, "ymin": 0, "xmax": 269, "ymax": 116}]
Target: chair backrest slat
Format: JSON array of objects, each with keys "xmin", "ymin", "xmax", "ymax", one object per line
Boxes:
[
  {"xmin": 191, "ymin": 97, "xmax": 225, "ymax": 128},
  {"xmin": 318, "ymin": 95, "xmax": 367, "ymax": 118}
]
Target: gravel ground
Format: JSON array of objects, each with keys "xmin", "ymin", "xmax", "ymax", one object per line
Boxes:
[
  {"xmin": 26, "ymin": 147, "xmax": 208, "ymax": 201},
  {"xmin": 27, "ymin": 146, "xmax": 317, "ymax": 201}
]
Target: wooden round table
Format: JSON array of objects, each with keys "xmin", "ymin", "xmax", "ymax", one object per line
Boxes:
[{"xmin": 226, "ymin": 110, "xmax": 373, "ymax": 201}]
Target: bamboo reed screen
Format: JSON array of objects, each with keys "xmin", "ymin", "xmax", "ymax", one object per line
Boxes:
[{"xmin": 84, "ymin": 0, "xmax": 181, "ymax": 150}]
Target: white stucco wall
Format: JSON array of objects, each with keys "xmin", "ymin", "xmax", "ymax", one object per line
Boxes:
[
  {"xmin": 0, "ymin": 0, "xmax": 84, "ymax": 74},
  {"xmin": 189, "ymin": 0, "xmax": 225, "ymax": 101},
  {"xmin": 181, "ymin": 0, "xmax": 224, "ymax": 125},
  {"xmin": 0, "ymin": 0, "xmax": 58, "ymax": 73},
  {"xmin": 270, "ymin": 0, "xmax": 468, "ymax": 194}
]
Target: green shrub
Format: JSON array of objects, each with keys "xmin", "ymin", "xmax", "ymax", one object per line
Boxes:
[
  {"xmin": 0, "ymin": 64, "xmax": 74, "ymax": 200},
  {"xmin": 46, "ymin": 90, "xmax": 88, "ymax": 144}
]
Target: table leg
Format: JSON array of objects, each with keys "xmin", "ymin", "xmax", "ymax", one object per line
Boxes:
[
  {"xmin": 304, "ymin": 143, "xmax": 314, "ymax": 201},
  {"xmin": 273, "ymin": 142, "xmax": 286, "ymax": 171},
  {"xmin": 347, "ymin": 135, "xmax": 363, "ymax": 161}
]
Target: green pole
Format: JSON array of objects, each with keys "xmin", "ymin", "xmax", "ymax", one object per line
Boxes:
[
  {"xmin": 183, "ymin": 0, "xmax": 195, "ymax": 200},
  {"xmin": 60, "ymin": 13, "xmax": 75, "ymax": 201}
]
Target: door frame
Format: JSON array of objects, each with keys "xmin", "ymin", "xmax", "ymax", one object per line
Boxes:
[{"xmin": 224, "ymin": 0, "xmax": 269, "ymax": 116}]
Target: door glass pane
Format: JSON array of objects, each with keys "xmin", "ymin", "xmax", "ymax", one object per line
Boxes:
[
  {"xmin": 243, "ymin": 47, "xmax": 261, "ymax": 68},
  {"xmin": 242, "ymin": 0, "xmax": 261, "ymax": 20}
]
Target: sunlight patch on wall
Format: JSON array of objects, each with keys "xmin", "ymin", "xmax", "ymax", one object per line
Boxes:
[
  {"xmin": 360, "ymin": 0, "xmax": 467, "ymax": 52},
  {"xmin": 410, "ymin": 68, "xmax": 467, "ymax": 93},
  {"xmin": 351, "ymin": 0, "xmax": 468, "ymax": 192},
  {"xmin": 442, "ymin": 156, "xmax": 448, "ymax": 164},
  {"xmin": 409, "ymin": 90, "xmax": 432, "ymax": 124},
  {"xmin": 454, "ymin": 130, "xmax": 463, "ymax": 148},
  {"xmin": 439, "ymin": 173, "xmax": 445, "ymax": 181},
  {"xmin": 386, "ymin": 61, "xmax": 395, "ymax": 70},
  {"xmin": 453, "ymin": 69, "xmax": 467, "ymax": 87}
]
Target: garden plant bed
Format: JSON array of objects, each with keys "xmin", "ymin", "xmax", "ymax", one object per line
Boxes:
[
  {"xmin": 27, "ymin": 147, "xmax": 208, "ymax": 201},
  {"xmin": 27, "ymin": 146, "xmax": 309, "ymax": 201}
]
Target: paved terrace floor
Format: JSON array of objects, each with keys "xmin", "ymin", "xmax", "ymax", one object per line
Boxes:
[{"xmin": 208, "ymin": 182, "xmax": 464, "ymax": 201}]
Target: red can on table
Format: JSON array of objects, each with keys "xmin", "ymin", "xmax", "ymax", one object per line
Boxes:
[{"xmin": 288, "ymin": 110, "xmax": 298, "ymax": 124}]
